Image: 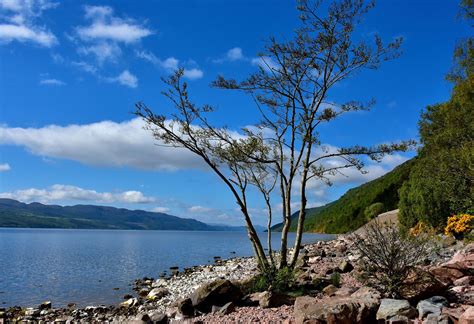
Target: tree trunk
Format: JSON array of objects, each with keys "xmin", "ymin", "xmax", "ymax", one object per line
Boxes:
[
  {"xmin": 279, "ymin": 186, "xmax": 292, "ymax": 268},
  {"xmin": 266, "ymin": 202, "xmax": 275, "ymax": 266},
  {"xmin": 243, "ymin": 209, "xmax": 269, "ymax": 271},
  {"xmin": 289, "ymin": 146, "xmax": 312, "ymax": 268}
]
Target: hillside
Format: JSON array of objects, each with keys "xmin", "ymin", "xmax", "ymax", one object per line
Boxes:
[
  {"xmin": 271, "ymin": 159, "xmax": 415, "ymax": 234},
  {"xmin": 0, "ymin": 199, "xmax": 215, "ymax": 231}
]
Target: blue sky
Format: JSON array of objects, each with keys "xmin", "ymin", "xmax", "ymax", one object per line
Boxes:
[{"xmin": 0, "ymin": 0, "xmax": 470, "ymax": 226}]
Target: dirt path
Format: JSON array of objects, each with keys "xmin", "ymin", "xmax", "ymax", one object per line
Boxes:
[{"xmin": 352, "ymin": 209, "xmax": 399, "ymax": 235}]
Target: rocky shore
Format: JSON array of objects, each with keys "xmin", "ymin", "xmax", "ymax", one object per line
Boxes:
[{"xmin": 1, "ymin": 235, "xmax": 473, "ymax": 323}]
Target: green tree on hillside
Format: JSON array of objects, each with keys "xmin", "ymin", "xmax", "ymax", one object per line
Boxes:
[{"xmin": 399, "ymin": 1, "xmax": 474, "ymax": 228}]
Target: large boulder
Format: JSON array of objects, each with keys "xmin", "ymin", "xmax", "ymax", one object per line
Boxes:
[
  {"xmin": 190, "ymin": 279, "xmax": 242, "ymax": 313},
  {"xmin": 399, "ymin": 268, "xmax": 446, "ymax": 302},
  {"xmin": 431, "ymin": 243, "xmax": 474, "ymax": 285},
  {"xmin": 376, "ymin": 299, "xmax": 417, "ymax": 321},
  {"xmin": 241, "ymin": 291, "xmax": 294, "ymax": 308},
  {"xmin": 460, "ymin": 306, "xmax": 474, "ymax": 324},
  {"xmin": 351, "ymin": 286, "xmax": 382, "ymax": 301},
  {"xmin": 417, "ymin": 296, "xmax": 448, "ymax": 319},
  {"xmin": 294, "ymin": 292, "xmax": 380, "ymax": 324},
  {"xmin": 176, "ymin": 297, "xmax": 194, "ymax": 317}
]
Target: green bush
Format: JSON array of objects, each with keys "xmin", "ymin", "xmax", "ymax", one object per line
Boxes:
[
  {"xmin": 252, "ymin": 266, "xmax": 296, "ymax": 293},
  {"xmin": 364, "ymin": 202, "xmax": 385, "ymax": 221},
  {"xmin": 399, "ymin": 74, "xmax": 474, "ymax": 229}
]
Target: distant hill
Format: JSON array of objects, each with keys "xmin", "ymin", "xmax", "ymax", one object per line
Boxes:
[
  {"xmin": 208, "ymin": 223, "xmax": 266, "ymax": 232},
  {"xmin": 270, "ymin": 159, "xmax": 415, "ymax": 234},
  {"xmin": 0, "ymin": 199, "xmax": 221, "ymax": 231}
]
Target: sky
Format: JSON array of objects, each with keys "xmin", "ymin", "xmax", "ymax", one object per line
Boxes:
[{"xmin": 0, "ymin": 0, "xmax": 471, "ymax": 226}]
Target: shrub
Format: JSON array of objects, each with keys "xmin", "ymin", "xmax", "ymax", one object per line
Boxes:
[
  {"xmin": 445, "ymin": 213, "xmax": 474, "ymax": 239},
  {"xmin": 252, "ymin": 266, "xmax": 296, "ymax": 293},
  {"xmin": 351, "ymin": 221, "xmax": 430, "ymax": 297},
  {"xmin": 364, "ymin": 202, "xmax": 385, "ymax": 221},
  {"xmin": 330, "ymin": 272, "xmax": 341, "ymax": 287},
  {"xmin": 409, "ymin": 221, "xmax": 434, "ymax": 237}
]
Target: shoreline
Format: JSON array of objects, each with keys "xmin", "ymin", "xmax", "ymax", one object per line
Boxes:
[
  {"xmin": 1, "ymin": 236, "xmax": 333, "ymax": 322},
  {"xmin": 3, "ymin": 234, "xmax": 470, "ymax": 323}
]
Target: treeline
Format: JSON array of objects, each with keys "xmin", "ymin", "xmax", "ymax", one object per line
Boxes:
[{"xmin": 398, "ymin": 59, "xmax": 473, "ymax": 229}]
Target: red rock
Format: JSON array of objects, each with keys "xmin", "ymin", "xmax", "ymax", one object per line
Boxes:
[
  {"xmin": 400, "ymin": 269, "xmax": 446, "ymax": 301},
  {"xmin": 430, "ymin": 265, "xmax": 465, "ymax": 285},
  {"xmin": 459, "ymin": 306, "xmax": 474, "ymax": 324},
  {"xmin": 443, "ymin": 307, "xmax": 465, "ymax": 322},
  {"xmin": 431, "ymin": 244, "xmax": 474, "ymax": 285},
  {"xmin": 454, "ymin": 276, "xmax": 474, "ymax": 286},
  {"xmin": 294, "ymin": 294, "xmax": 380, "ymax": 324}
]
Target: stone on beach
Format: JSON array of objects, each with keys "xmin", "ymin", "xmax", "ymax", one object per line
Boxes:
[
  {"xmin": 376, "ymin": 299, "xmax": 417, "ymax": 321},
  {"xmin": 190, "ymin": 279, "xmax": 242, "ymax": 313}
]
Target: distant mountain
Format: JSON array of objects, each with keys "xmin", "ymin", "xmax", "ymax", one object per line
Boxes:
[
  {"xmin": 0, "ymin": 199, "xmax": 226, "ymax": 231},
  {"xmin": 207, "ymin": 223, "xmax": 266, "ymax": 232},
  {"xmin": 270, "ymin": 159, "xmax": 415, "ymax": 234}
]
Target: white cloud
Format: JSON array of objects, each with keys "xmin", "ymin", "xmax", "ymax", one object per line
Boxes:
[
  {"xmin": 39, "ymin": 78, "xmax": 65, "ymax": 86},
  {"xmin": 0, "ymin": 118, "xmax": 204, "ymax": 171},
  {"xmin": 213, "ymin": 47, "xmax": 245, "ymax": 63},
  {"xmin": 0, "ymin": 24, "xmax": 56, "ymax": 46},
  {"xmin": 136, "ymin": 50, "xmax": 204, "ymax": 80},
  {"xmin": 183, "ymin": 68, "xmax": 203, "ymax": 80},
  {"xmin": 77, "ymin": 42, "xmax": 121, "ymax": 64},
  {"xmin": 71, "ymin": 61, "xmax": 98, "ymax": 74},
  {"xmin": 107, "ymin": 69, "xmax": 138, "ymax": 88},
  {"xmin": 83, "ymin": 5, "xmax": 112, "ymax": 20},
  {"xmin": 152, "ymin": 206, "xmax": 170, "ymax": 213},
  {"xmin": 251, "ymin": 56, "xmax": 279, "ymax": 72},
  {"xmin": 0, "ymin": 163, "xmax": 10, "ymax": 171},
  {"xmin": 77, "ymin": 22, "xmax": 151, "ymax": 43},
  {"xmin": 71, "ymin": 5, "xmax": 151, "ymax": 65},
  {"xmin": 188, "ymin": 205, "xmax": 213, "ymax": 213},
  {"xmin": 0, "ymin": 184, "xmax": 156, "ymax": 204},
  {"xmin": 227, "ymin": 47, "xmax": 243, "ymax": 61},
  {"xmin": 76, "ymin": 6, "xmax": 152, "ymax": 43},
  {"xmin": 0, "ymin": 0, "xmax": 57, "ymax": 47}
]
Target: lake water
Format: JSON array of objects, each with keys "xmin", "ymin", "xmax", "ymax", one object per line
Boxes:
[{"xmin": 0, "ymin": 228, "xmax": 334, "ymax": 308}]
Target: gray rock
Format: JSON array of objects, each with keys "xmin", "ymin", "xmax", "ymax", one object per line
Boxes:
[
  {"xmin": 338, "ymin": 260, "xmax": 354, "ymax": 273},
  {"xmin": 258, "ymin": 291, "xmax": 294, "ymax": 308},
  {"xmin": 294, "ymin": 294, "xmax": 380, "ymax": 323},
  {"xmin": 147, "ymin": 288, "xmax": 169, "ymax": 301},
  {"xmin": 190, "ymin": 279, "xmax": 242, "ymax": 313},
  {"xmin": 176, "ymin": 298, "xmax": 194, "ymax": 317},
  {"xmin": 120, "ymin": 298, "xmax": 138, "ymax": 308},
  {"xmin": 217, "ymin": 302, "xmax": 235, "ymax": 315},
  {"xmin": 376, "ymin": 299, "xmax": 417, "ymax": 321},
  {"xmin": 39, "ymin": 301, "xmax": 52, "ymax": 310},
  {"xmin": 417, "ymin": 296, "xmax": 448, "ymax": 319},
  {"xmin": 388, "ymin": 315, "xmax": 410, "ymax": 324},
  {"xmin": 148, "ymin": 311, "xmax": 167, "ymax": 323},
  {"xmin": 424, "ymin": 313, "xmax": 450, "ymax": 324},
  {"xmin": 25, "ymin": 308, "xmax": 40, "ymax": 317}
]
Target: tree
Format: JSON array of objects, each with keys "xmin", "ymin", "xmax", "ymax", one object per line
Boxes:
[
  {"xmin": 399, "ymin": 0, "xmax": 474, "ymax": 229},
  {"xmin": 136, "ymin": 0, "xmax": 412, "ymax": 272},
  {"xmin": 398, "ymin": 76, "xmax": 474, "ymax": 228}
]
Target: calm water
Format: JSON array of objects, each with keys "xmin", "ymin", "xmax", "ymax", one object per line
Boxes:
[{"xmin": 0, "ymin": 228, "xmax": 334, "ymax": 308}]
